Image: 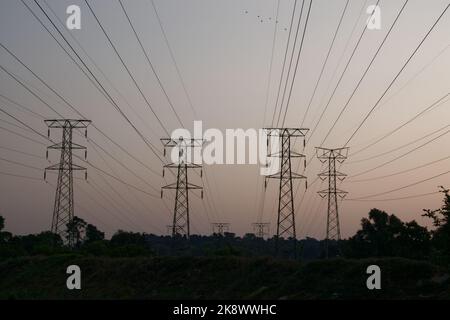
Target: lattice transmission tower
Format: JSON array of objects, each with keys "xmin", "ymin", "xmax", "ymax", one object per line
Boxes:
[
  {"xmin": 44, "ymin": 119, "xmax": 91, "ymax": 247},
  {"xmin": 161, "ymin": 137, "xmax": 203, "ymax": 239},
  {"xmin": 264, "ymin": 128, "xmax": 309, "ymax": 252},
  {"xmin": 316, "ymin": 147, "xmax": 348, "ymax": 258},
  {"xmin": 212, "ymin": 222, "xmax": 230, "ymax": 236},
  {"xmin": 252, "ymin": 222, "xmax": 270, "ymax": 238}
]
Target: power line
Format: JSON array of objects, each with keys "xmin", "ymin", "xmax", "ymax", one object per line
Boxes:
[
  {"xmin": 0, "ymin": 156, "xmax": 42, "ymax": 172},
  {"xmin": 305, "ymin": 0, "xmax": 369, "ymax": 131},
  {"xmin": 92, "ymin": 141, "xmax": 171, "ymax": 218},
  {"xmin": 347, "ymin": 42, "xmax": 450, "ymax": 156},
  {"xmin": 67, "ymin": 181, "xmax": 115, "ymax": 232},
  {"xmin": 350, "ymin": 154, "xmax": 450, "ymax": 183},
  {"xmin": 307, "ymin": 0, "xmax": 381, "ymax": 143},
  {"xmin": 349, "ymin": 92, "xmax": 450, "ymax": 157},
  {"xmin": 0, "ymin": 105, "xmax": 50, "ymax": 140},
  {"xmin": 25, "ymin": 0, "xmax": 165, "ymax": 165},
  {"xmin": 350, "ymin": 128, "xmax": 449, "ymax": 178},
  {"xmin": 150, "ymin": 0, "xmax": 198, "ymax": 119},
  {"xmin": 0, "ymin": 171, "xmax": 42, "ymax": 181},
  {"xmin": 347, "ymin": 191, "xmax": 440, "ymax": 202},
  {"xmin": 39, "ymin": 0, "xmax": 215, "ymax": 228},
  {"xmin": 2, "ymin": 111, "xmax": 164, "ymax": 235},
  {"xmin": 41, "ymin": 0, "xmax": 163, "ymax": 141},
  {"xmin": 261, "ymin": 0, "xmax": 281, "ymax": 126},
  {"xmin": 300, "ymin": 0, "xmax": 349, "ymax": 127},
  {"xmin": 0, "ymin": 64, "xmax": 64, "ymax": 118},
  {"xmin": 347, "ymin": 124, "xmax": 449, "ymax": 164},
  {"xmin": 275, "ymin": 0, "xmax": 307, "ymax": 126},
  {"xmin": 0, "ymin": 93, "xmax": 45, "ymax": 119},
  {"xmin": 87, "ymin": 158, "xmax": 166, "ymax": 232},
  {"xmin": 0, "ymin": 114, "xmax": 41, "ymax": 136},
  {"xmin": 84, "ymin": 0, "xmax": 171, "ymax": 136},
  {"xmin": 0, "ymin": 40, "xmax": 163, "ymax": 177},
  {"xmin": 128, "ymin": 1, "xmax": 217, "ymax": 224},
  {"xmin": 0, "ymin": 124, "xmax": 46, "ymax": 145},
  {"xmin": 2, "ymin": 105, "xmax": 160, "ymax": 198},
  {"xmin": 0, "ymin": 145, "xmax": 45, "ymax": 160},
  {"xmin": 344, "ymin": 3, "xmax": 450, "ymax": 146},
  {"xmin": 118, "ymin": 0, "xmax": 184, "ymax": 128},
  {"xmin": 320, "ymin": 0, "xmax": 409, "ymax": 146},
  {"xmin": 280, "ymin": 0, "xmax": 313, "ymax": 127},
  {"xmin": 254, "ymin": 0, "xmax": 282, "ymax": 224},
  {"xmin": 291, "ymin": 0, "xmax": 366, "ymax": 204},
  {"xmin": 89, "ymin": 142, "xmax": 160, "ymax": 195},
  {"xmin": 0, "ymin": 114, "xmax": 161, "ymax": 202},
  {"xmin": 270, "ymin": 0, "xmax": 299, "ymax": 127},
  {"xmin": 149, "ymin": 0, "xmax": 221, "ymax": 224},
  {"xmin": 80, "ymin": 178, "xmax": 147, "ymax": 232},
  {"xmin": 349, "ymin": 170, "xmax": 450, "ymax": 200}
]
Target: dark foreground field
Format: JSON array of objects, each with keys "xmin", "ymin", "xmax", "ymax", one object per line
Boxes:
[{"xmin": 1, "ymin": 255, "xmax": 449, "ymax": 299}]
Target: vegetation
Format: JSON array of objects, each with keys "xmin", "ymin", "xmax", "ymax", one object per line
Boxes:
[
  {"xmin": 1, "ymin": 255, "xmax": 449, "ymax": 299},
  {"xmin": 0, "ymin": 187, "xmax": 449, "ymax": 299}
]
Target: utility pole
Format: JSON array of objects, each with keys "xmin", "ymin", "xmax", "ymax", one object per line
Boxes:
[
  {"xmin": 252, "ymin": 222, "xmax": 270, "ymax": 238},
  {"xmin": 316, "ymin": 147, "xmax": 348, "ymax": 259},
  {"xmin": 44, "ymin": 119, "xmax": 91, "ymax": 247},
  {"xmin": 161, "ymin": 137, "xmax": 203, "ymax": 239},
  {"xmin": 264, "ymin": 128, "xmax": 308, "ymax": 255},
  {"xmin": 212, "ymin": 222, "xmax": 230, "ymax": 236}
]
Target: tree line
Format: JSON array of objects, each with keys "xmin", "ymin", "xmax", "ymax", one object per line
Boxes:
[{"xmin": 1, "ymin": 187, "xmax": 449, "ymax": 263}]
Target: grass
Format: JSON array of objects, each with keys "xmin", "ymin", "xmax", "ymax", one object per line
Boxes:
[{"xmin": 0, "ymin": 255, "xmax": 449, "ymax": 299}]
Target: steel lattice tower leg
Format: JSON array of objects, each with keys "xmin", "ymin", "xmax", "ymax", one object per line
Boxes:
[
  {"xmin": 264, "ymin": 128, "xmax": 309, "ymax": 255},
  {"xmin": 52, "ymin": 125, "xmax": 74, "ymax": 244},
  {"xmin": 326, "ymin": 156, "xmax": 340, "ymax": 247},
  {"xmin": 278, "ymin": 133, "xmax": 295, "ymax": 240},
  {"xmin": 316, "ymin": 147, "xmax": 348, "ymax": 258},
  {"xmin": 45, "ymin": 119, "xmax": 91, "ymax": 247},
  {"xmin": 173, "ymin": 163, "xmax": 189, "ymax": 237},
  {"xmin": 252, "ymin": 222, "xmax": 270, "ymax": 238},
  {"xmin": 161, "ymin": 137, "xmax": 203, "ymax": 239}
]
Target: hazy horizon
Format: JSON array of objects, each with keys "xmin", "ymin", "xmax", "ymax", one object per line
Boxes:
[{"xmin": 1, "ymin": 0, "xmax": 449, "ymax": 239}]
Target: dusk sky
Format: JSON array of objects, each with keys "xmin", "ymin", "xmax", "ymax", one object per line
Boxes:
[{"xmin": 0, "ymin": 0, "xmax": 449, "ymax": 239}]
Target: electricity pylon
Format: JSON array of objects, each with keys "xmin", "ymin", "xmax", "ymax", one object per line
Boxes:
[
  {"xmin": 252, "ymin": 222, "xmax": 270, "ymax": 238},
  {"xmin": 161, "ymin": 137, "xmax": 203, "ymax": 239},
  {"xmin": 212, "ymin": 222, "xmax": 230, "ymax": 236},
  {"xmin": 44, "ymin": 119, "xmax": 91, "ymax": 247},
  {"xmin": 264, "ymin": 128, "xmax": 309, "ymax": 254},
  {"xmin": 316, "ymin": 147, "xmax": 348, "ymax": 258}
]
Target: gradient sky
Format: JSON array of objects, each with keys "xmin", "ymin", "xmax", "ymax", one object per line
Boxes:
[{"xmin": 0, "ymin": 0, "xmax": 449, "ymax": 239}]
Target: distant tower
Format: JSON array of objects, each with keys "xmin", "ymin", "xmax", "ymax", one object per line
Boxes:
[
  {"xmin": 161, "ymin": 137, "xmax": 203, "ymax": 239},
  {"xmin": 316, "ymin": 147, "xmax": 348, "ymax": 258},
  {"xmin": 212, "ymin": 222, "xmax": 230, "ymax": 236},
  {"xmin": 252, "ymin": 222, "xmax": 270, "ymax": 238},
  {"xmin": 264, "ymin": 128, "xmax": 308, "ymax": 253},
  {"xmin": 45, "ymin": 119, "xmax": 91, "ymax": 247}
]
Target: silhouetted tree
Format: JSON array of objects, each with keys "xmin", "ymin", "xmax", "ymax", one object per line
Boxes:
[
  {"xmin": 0, "ymin": 215, "xmax": 12, "ymax": 244},
  {"xmin": 345, "ymin": 208, "xmax": 430, "ymax": 259},
  {"xmin": 66, "ymin": 216, "xmax": 87, "ymax": 247},
  {"xmin": 110, "ymin": 230, "xmax": 146, "ymax": 246},
  {"xmin": 85, "ymin": 223, "xmax": 105, "ymax": 243},
  {"xmin": 9, "ymin": 231, "xmax": 63, "ymax": 255},
  {"xmin": 109, "ymin": 230, "xmax": 153, "ymax": 257},
  {"xmin": 423, "ymin": 186, "xmax": 450, "ymax": 259}
]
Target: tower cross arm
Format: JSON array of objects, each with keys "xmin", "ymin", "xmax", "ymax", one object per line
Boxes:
[{"xmin": 45, "ymin": 119, "xmax": 91, "ymax": 128}]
